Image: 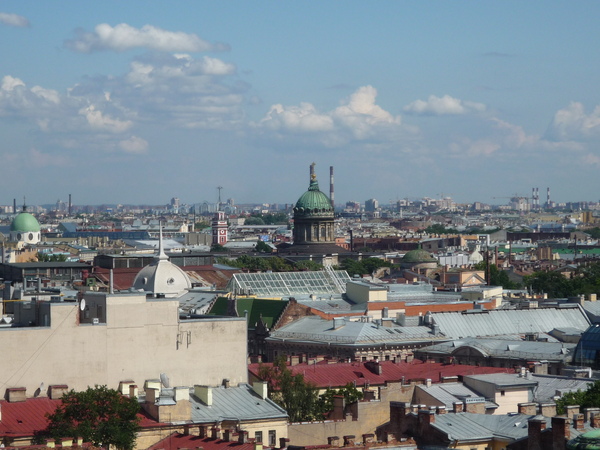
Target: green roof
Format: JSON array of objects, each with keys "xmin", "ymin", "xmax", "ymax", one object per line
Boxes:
[
  {"xmin": 209, "ymin": 297, "xmax": 288, "ymax": 329},
  {"xmin": 567, "ymin": 429, "xmax": 600, "ymax": 449},
  {"xmin": 294, "ymin": 177, "xmax": 333, "ymax": 217},
  {"xmin": 402, "ymin": 249, "xmax": 436, "ymax": 262},
  {"xmin": 10, "ymin": 212, "xmax": 41, "ymax": 232}
]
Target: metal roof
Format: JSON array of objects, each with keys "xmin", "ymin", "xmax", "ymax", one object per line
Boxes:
[
  {"xmin": 418, "ymin": 337, "xmax": 575, "ymax": 362},
  {"xmin": 429, "ymin": 411, "xmax": 537, "ymax": 442},
  {"xmin": 267, "ymin": 316, "xmax": 444, "ymax": 346},
  {"xmin": 416, "ymin": 383, "xmax": 491, "ymax": 409},
  {"xmin": 531, "ymin": 374, "xmax": 593, "ymax": 403},
  {"xmin": 189, "ymin": 384, "xmax": 287, "ymax": 423},
  {"xmin": 431, "ymin": 307, "xmax": 590, "ymax": 339}
]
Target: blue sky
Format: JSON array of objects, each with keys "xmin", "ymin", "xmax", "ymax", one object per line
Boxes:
[{"xmin": 1, "ymin": 1, "xmax": 600, "ymax": 206}]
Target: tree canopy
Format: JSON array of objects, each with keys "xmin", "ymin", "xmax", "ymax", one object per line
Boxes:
[
  {"xmin": 337, "ymin": 257, "xmax": 393, "ymax": 277},
  {"xmin": 474, "ymin": 261, "xmax": 521, "ymax": 289},
  {"xmin": 257, "ymin": 358, "xmax": 363, "ymax": 422},
  {"xmin": 556, "ymin": 380, "xmax": 600, "ymax": 414},
  {"xmin": 43, "ymin": 385, "xmax": 140, "ymax": 450},
  {"xmin": 258, "ymin": 357, "xmax": 322, "ymax": 422},
  {"xmin": 524, "ymin": 262, "xmax": 600, "ymax": 298}
]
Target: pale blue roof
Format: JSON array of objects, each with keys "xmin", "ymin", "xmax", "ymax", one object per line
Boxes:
[
  {"xmin": 431, "ymin": 307, "xmax": 590, "ymax": 339},
  {"xmin": 190, "ymin": 384, "xmax": 287, "ymax": 423}
]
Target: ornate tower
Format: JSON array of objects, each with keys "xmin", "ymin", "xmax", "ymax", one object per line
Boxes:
[{"xmin": 212, "ymin": 211, "xmax": 228, "ymax": 246}]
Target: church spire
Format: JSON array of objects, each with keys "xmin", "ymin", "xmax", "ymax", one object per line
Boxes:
[{"xmin": 158, "ymin": 222, "xmax": 168, "ymax": 260}]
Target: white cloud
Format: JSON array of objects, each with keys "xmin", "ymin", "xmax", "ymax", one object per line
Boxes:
[
  {"xmin": 119, "ymin": 136, "xmax": 148, "ymax": 154},
  {"xmin": 0, "ymin": 12, "xmax": 29, "ymax": 27},
  {"xmin": 257, "ymin": 85, "xmax": 411, "ymax": 145},
  {"xmin": 2, "ymin": 75, "xmax": 25, "ymax": 90},
  {"xmin": 65, "ymin": 23, "xmax": 228, "ymax": 53},
  {"xmin": 261, "ymin": 103, "xmax": 334, "ymax": 132},
  {"xmin": 404, "ymin": 94, "xmax": 486, "ymax": 116},
  {"xmin": 79, "ymin": 105, "xmax": 132, "ymax": 133},
  {"xmin": 546, "ymin": 102, "xmax": 600, "ymax": 141}
]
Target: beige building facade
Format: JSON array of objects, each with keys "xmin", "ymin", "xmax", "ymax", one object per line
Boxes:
[{"xmin": 0, "ymin": 292, "xmax": 248, "ymax": 396}]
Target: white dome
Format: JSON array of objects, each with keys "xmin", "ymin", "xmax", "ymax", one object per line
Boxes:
[{"xmin": 132, "ymin": 226, "xmax": 191, "ymax": 297}]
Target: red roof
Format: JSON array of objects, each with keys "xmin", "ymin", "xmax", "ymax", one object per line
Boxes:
[
  {"xmin": 0, "ymin": 397, "xmax": 60, "ymax": 438},
  {"xmin": 92, "ymin": 265, "xmax": 239, "ymax": 290},
  {"xmin": 249, "ymin": 360, "xmax": 513, "ymax": 389},
  {"xmin": 148, "ymin": 434, "xmax": 257, "ymax": 450},
  {"xmin": 0, "ymin": 397, "xmax": 162, "ymax": 439}
]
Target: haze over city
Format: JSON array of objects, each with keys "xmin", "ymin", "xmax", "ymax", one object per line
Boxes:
[{"xmin": 1, "ymin": 2, "xmax": 600, "ymax": 205}]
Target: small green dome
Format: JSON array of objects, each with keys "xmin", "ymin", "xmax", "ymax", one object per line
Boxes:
[
  {"xmin": 294, "ymin": 177, "xmax": 333, "ymax": 217},
  {"xmin": 10, "ymin": 212, "xmax": 41, "ymax": 232},
  {"xmin": 402, "ymin": 249, "xmax": 435, "ymax": 263}
]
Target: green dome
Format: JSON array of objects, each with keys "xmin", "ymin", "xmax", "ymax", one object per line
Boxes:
[
  {"xmin": 294, "ymin": 177, "xmax": 333, "ymax": 217},
  {"xmin": 567, "ymin": 429, "xmax": 600, "ymax": 449},
  {"xmin": 402, "ymin": 249, "xmax": 435, "ymax": 263},
  {"xmin": 10, "ymin": 212, "xmax": 41, "ymax": 232}
]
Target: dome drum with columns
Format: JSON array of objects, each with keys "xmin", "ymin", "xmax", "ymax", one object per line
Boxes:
[{"xmin": 292, "ymin": 168, "xmax": 335, "ymax": 246}]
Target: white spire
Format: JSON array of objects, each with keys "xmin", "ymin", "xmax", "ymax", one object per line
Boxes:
[{"xmin": 158, "ymin": 222, "xmax": 168, "ymax": 260}]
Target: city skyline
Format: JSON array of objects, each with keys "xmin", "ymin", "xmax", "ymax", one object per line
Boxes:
[{"xmin": 1, "ymin": 2, "xmax": 600, "ymax": 205}]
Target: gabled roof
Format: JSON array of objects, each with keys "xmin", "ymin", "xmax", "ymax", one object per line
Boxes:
[
  {"xmin": 0, "ymin": 397, "xmax": 59, "ymax": 438},
  {"xmin": 266, "ymin": 316, "xmax": 442, "ymax": 346},
  {"xmin": 429, "ymin": 411, "xmax": 536, "ymax": 442},
  {"xmin": 148, "ymin": 434, "xmax": 256, "ymax": 450},
  {"xmin": 189, "ymin": 384, "xmax": 287, "ymax": 423},
  {"xmin": 248, "ymin": 360, "xmax": 512, "ymax": 389},
  {"xmin": 431, "ymin": 307, "xmax": 590, "ymax": 339}
]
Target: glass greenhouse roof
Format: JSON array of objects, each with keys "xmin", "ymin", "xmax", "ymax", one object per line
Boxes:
[{"xmin": 227, "ymin": 270, "xmax": 351, "ymax": 297}]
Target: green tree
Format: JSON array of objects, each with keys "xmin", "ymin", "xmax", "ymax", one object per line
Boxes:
[
  {"xmin": 44, "ymin": 385, "xmax": 140, "ymax": 450},
  {"xmin": 255, "ymin": 240, "xmax": 272, "ymax": 253},
  {"xmin": 474, "ymin": 261, "xmax": 521, "ymax": 289},
  {"xmin": 556, "ymin": 380, "xmax": 600, "ymax": 414},
  {"xmin": 258, "ymin": 357, "xmax": 323, "ymax": 422},
  {"xmin": 523, "ymin": 270, "xmax": 576, "ymax": 298},
  {"xmin": 36, "ymin": 252, "xmax": 68, "ymax": 262},
  {"xmin": 319, "ymin": 382, "xmax": 364, "ymax": 413},
  {"xmin": 210, "ymin": 243, "xmax": 228, "ymax": 252},
  {"xmin": 294, "ymin": 260, "xmax": 323, "ymax": 271}
]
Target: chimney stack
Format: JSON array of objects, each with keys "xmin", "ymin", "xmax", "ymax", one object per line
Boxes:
[
  {"xmin": 330, "ymin": 166, "xmax": 334, "ymax": 209},
  {"xmin": 310, "ymin": 162, "xmax": 315, "ymax": 180},
  {"xmin": 68, "ymin": 194, "xmax": 72, "ymax": 216}
]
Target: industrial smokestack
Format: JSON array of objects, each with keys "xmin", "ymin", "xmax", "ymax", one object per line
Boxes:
[
  {"xmin": 547, "ymin": 187, "xmax": 551, "ymax": 207},
  {"xmin": 310, "ymin": 162, "xmax": 315, "ymax": 180},
  {"xmin": 329, "ymin": 166, "xmax": 334, "ymax": 209},
  {"xmin": 68, "ymin": 194, "xmax": 72, "ymax": 216},
  {"xmin": 13, "ymin": 198, "xmax": 16, "ymax": 215}
]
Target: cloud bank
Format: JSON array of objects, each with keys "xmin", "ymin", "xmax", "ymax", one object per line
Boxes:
[{"xmin": 65, "ymin": 23, "xmax": 229, "ymax": 53}]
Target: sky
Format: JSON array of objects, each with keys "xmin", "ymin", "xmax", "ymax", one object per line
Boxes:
[{"xmin": 1, "ymin": 2, "xmax": 600, "ymax": 207}]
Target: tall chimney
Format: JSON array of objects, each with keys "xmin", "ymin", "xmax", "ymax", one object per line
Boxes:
[
  {"xmin": 310, "ymin": 162, "xmax": 316, "ymax": 180},
  {"xmin": 330, "ymin": 166, "xmax": 334, "ymax": 209},
  {"xmin": 547, "ymin": 187, "xmax": 550, "ymax": 207},
  {"xmin": 13, "ymin": 198, "xmax": 16, "ymax": 214},
  {"xmin": 68, "ymin": 194, "xmax": 72, "ymax": 216}
]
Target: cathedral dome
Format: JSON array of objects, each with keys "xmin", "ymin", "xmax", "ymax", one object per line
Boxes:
[
  {"xmin": 294, "ymin": 176, "xmax": 333, "ymax": 218},
  {"xmin": 10, "ymin": 212, "xmax": 41, "ymax": 232}
]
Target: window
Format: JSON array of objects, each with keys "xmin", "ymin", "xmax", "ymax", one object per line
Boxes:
[
  {"xmin": 268, "ymin": 430, "xmax": 276, "ymax": 447},
  {"xmin": 500, "ymin": 390, "xmax": 505, "ymax": 396},
  {"xmin": 255, "ymin": 431, "xmax": 263, "ymax": 444}
]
